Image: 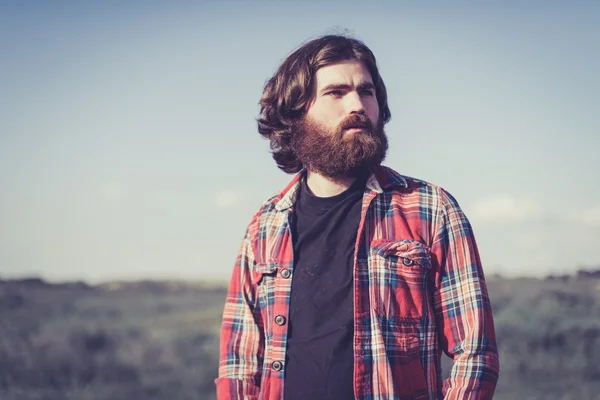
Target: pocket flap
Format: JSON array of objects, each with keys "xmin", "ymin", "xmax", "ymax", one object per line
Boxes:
[
  {"xmin": 251, "ymin": 262, "xmax": 279, "ymax": 285},
  {"xmin": 372, "ymin": 240, "xmax": 432, "ymax": 270}
]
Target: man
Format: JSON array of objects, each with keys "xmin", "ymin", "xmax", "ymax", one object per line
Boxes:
[{"xmin": 216, "ymin": 34, "xmax": 499, "ymax": 400}]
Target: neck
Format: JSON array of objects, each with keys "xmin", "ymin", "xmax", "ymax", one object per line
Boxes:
[{"xmin": 305, "ymin": 170, "xmax": 356, "ymax": 198}]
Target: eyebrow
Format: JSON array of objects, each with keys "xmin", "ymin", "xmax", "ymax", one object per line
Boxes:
[{"xmin": 319, "ymin": 82, "xmax": 376, "ymax": 94}]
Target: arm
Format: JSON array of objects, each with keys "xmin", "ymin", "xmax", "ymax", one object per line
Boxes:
[
  {"xmin": 215, "ymin": 226, "xmax": 265, "ymax": 400},
  {"xmin": 430, "ymin": 189, "xmax": 500, "ymax": 400}
]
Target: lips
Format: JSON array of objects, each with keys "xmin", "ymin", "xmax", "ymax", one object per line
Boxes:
[
  {"xmin": 340, "ymin": 114, "xmax": 372, "ymax": 132},
  {"xmin": 343, "ymin": 123, "xmax": 368, "ymax": 130}
]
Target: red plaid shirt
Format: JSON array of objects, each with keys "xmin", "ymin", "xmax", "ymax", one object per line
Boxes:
[{"xmin": 216, "ymin": 166, "xmax": 499, "ymax": 399}]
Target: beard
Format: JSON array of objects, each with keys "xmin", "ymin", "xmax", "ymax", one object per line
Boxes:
[{"xmin": 291, "ymin": 113, "xmax": 388, "ymax": 179}]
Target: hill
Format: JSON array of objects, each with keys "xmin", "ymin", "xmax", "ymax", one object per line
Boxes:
[{"xmin": 1, "ymin": 272, "xmax": 599, "ymax": 400}]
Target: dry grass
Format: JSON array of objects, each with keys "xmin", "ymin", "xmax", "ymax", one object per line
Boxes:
[{"xmin": 1, "ymin": 273, "xmax": 599, "ymax": 399}]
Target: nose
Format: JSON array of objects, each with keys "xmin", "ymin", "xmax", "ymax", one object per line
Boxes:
[{"xmin": 345, "ymin": 91, "xmax": 366, "ymax": 115}]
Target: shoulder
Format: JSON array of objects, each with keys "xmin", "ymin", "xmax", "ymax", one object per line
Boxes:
[
  {"xmin": 377, "ymin": 166, "xmax": 468, "ymax": 223},
  {"xmin": 377, "ymin": 166, "xmax": 458, "ymax": 205},
  {"xmin": 244, "ymin": 193, "xmax": 283, "ymax": 232},
  {"xmin": 244, "ymin": 174, "xmax": 302, "ymax": 236}
]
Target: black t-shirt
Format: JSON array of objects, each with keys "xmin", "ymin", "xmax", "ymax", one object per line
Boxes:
[{"xmin": 283, "ymin": 175, "xmax": 366, "ymax": 400}]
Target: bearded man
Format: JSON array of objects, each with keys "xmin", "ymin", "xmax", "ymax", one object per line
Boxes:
[{"xmin": 215, "ymin": 34, "xmax": 499, "ymax": 400}]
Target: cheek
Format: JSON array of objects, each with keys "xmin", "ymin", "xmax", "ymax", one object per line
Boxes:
[
  {"xmin": 367, "ymin": 102, "xmax": 380, "ymax": 123},
  {"xmin": 308, "ymin": 101, "xmax": 345, "ymax": 122}
]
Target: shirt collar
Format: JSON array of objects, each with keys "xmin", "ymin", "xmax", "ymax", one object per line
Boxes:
[{"xmin": 274, "ymin": 166, "xmax": 408, "ymax": 212}]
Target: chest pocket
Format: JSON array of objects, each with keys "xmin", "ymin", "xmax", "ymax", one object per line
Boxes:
[
  {"xmin": 369, "ymin": 239, "xmax": 432, "ymax": 319},
  {"xmin": 251, "ymin": 262, "xmax": 279, "ymax": 327},
  {"xmin": 372, "ymin": 240, "xmax": 432, "ymax": 270}
]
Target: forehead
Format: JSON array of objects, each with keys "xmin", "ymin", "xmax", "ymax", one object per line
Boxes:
[{"xmin": 313, "ymin": 60, "xmax": 373, "ymax": 88}]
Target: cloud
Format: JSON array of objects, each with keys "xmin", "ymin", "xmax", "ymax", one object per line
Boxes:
[
  {"xmin": 475, "ymin": 219, "xmax": 600, "ymax": 277},
  {"xmin": 469, "ymin": 193, "xmax": 542, "ymax": 224},
  {"xmin": 581, "ymin": 205, "xmax": 600, "ymax": 227},
  {"xmin": 213, "ymin": 189, "xmax": 242, "ymax": 208},
  {"xmin": 465, "ymin": 196, "xmax": 600, "ymax": 276},
  {"xmin": 98, "ymin": 184, "xmax": 124, "ymax": 201}
]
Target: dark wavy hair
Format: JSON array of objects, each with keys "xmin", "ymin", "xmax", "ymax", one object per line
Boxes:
[{"xmin": 257, "ymin": 34, "xmax": 391, "ymax": 174}]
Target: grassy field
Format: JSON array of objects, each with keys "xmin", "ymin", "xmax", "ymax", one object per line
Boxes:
[{"xmin": 1, "ymin": 273, "xmax": 599, "ymax": 400}]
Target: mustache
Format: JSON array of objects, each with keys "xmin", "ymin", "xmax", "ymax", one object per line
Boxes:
[{"xmin": 339, "ymin": 114, "xmax": 375, "ymax": 131}]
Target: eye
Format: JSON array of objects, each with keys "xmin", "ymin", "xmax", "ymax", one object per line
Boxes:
[
  {"xmin": 360, "ymin": 89, "xmax": 375, "ymax": 97},
  {"xmin": 326, "ymin": 90, "xmax": 343, "ymax": 97}
]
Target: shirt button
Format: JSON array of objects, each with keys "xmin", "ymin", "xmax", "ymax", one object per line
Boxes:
[
  {"xmin": 402, "ymin": 257, "xmax": 414, "ymax": 266},
  {"xmin": 272, "ymin": 360, "xmax": 283, "ymax": 371},
  {"xmin": 275, "ymin": 315, "xmax": 286, "ymax": 326},
  {"xmin": 280, "ymin": 268, "xmax": 291, "ymax": 279}
]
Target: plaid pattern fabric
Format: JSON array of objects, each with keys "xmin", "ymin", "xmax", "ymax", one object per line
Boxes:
[{"xmin": 216, "ymin": 166, "xmax": 499, "ymax": 400}]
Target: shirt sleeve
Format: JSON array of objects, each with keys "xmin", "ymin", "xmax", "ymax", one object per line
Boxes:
[
  {"xmin": 430, "ymin": 189, "xmax": 500, "ymax": 400},
  {"xmin": 215, "ymin": 225, "xmax": 264, "ymax": 400}
]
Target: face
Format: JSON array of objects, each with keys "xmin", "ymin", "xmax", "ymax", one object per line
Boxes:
[
  {"xmin": 291, "ymin": 60, "xmax": 388, "ymax": 178},
  {"xmin": 306, "ymin": 59, "xmax": 380, "ymax": 130}
]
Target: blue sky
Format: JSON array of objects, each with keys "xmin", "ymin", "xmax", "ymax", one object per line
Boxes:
[{"xmin": 1, "ymin": 2, "xmax": 599, "ymax": 282}]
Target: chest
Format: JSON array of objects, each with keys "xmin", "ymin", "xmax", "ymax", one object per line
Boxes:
[{"xmin": 252, "ymin": 198, "xmax": 436, "ymax": 322}]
